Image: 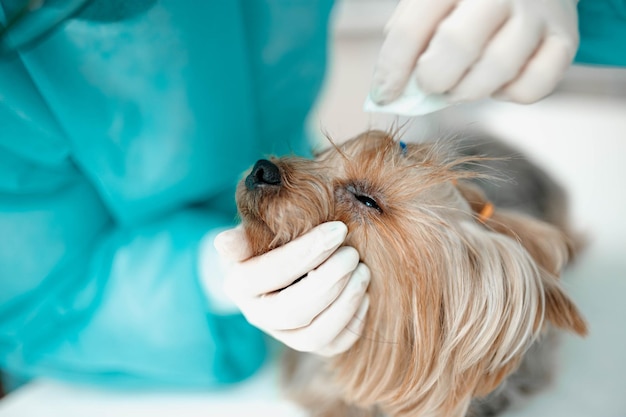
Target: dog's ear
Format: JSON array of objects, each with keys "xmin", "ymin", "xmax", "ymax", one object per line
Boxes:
[
  {"xmin": 456, "ymin": 181, "xmax": 588, "ymax": 337},
  {"xmin": 537, "ymin": 268, "xmax": 588, "ymax": 336}
]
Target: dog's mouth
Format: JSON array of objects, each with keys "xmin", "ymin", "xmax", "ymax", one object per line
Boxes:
[
  {"xmin": 235, "ymin": 160, "xmax": 280, "ymax": 255},
  {"xmin": 236, "ymin": 157, "xmax": 335, "ymax": 256}
]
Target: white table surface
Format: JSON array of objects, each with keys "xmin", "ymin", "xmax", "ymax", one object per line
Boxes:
[{"xmin": 0, "ymin": 361, "xmax": 307, "ymax": 417}]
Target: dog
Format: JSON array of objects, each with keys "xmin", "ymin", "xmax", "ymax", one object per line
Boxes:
[{"xmin": 235, "ymin": 129, "xmax": 587, "ymax": 417}]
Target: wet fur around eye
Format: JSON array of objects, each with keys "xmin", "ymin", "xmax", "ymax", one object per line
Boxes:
[
  {"xmin": 235, "ymin": 129, "xmax": 587, "ymax": 417},
  {"xmin": 336, "ymin": 182, "xmax": 384, "ymax": 218}
]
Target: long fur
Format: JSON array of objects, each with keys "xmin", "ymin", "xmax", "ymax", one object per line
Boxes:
[{"xmin": 236, "ymin": 130, "xmax": 587, "ymax": 417}]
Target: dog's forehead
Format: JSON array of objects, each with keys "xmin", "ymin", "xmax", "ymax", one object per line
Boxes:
[
  {"xmin": 342, "ymin": 130, "xmax": 397, "ymax": 155},
  {"xmin": 317, "ymin": 131, "xmax": 409, "ymax": 167}
]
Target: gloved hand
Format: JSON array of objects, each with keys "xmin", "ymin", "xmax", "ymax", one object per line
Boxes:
[
  {"xmin": 212, "ymin": 221, "xmax": 371, "ymax": 357},
  {"xmin": 371, "ymin": 0, "xmax": 579, "ymax": 105}
]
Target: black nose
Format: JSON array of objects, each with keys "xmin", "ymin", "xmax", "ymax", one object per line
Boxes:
[{"xmin": 245, "ymin": 159, "xmax": 281, "ymax": 190}]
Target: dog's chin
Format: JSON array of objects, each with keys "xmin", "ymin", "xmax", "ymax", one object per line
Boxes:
[
  {"xmin": 235, "ymin": 186, "xmax": 275, "ymax": 256},
  {"xmin": 240, "ymin": 217, "xmax": 276, "ymax": 256},
  {"xmin": 236, "ymin": 190, "xmax": 317, "ymax": 257},
  {"xmin": 236, "ymin": 174, "xmax": 335, "ymax": 256}
]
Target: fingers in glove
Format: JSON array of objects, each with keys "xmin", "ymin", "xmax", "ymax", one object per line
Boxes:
[
  {"xmin": 383, "ymin": 0, "xmax": 412, "ymax": 35},
  {"xmin": 225, "ymin": 221, "xmax": 348, "ymax": 298},
  {"xmin": 371, "ymin": 0, "xmax": 456, "ymax": 104},
  {"xmin": 213, "ymin": 225, "xmax": 252, "ymax": 262},
  {"xmin": 249, "ymin": 246, "xmax": 361, "ymax": 330},
  {"xmin": 448, "ymin": 15, "xmax": 543, "ymax": 101},
  {"xmin": 415, "ymin": 0, "xmax": 510, "ymax": 94},
  {"xmin": 496, "ymin": 35, "xmax": 576, "ymax": 104},
  {"xmin": 271, "ymin": 262, "xmax": 371, "ymax": 354}
]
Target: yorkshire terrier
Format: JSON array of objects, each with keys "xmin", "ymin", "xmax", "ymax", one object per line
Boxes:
[{"xmin": 235, "ymin": 130, "xmax": 587, "ymax": 417}]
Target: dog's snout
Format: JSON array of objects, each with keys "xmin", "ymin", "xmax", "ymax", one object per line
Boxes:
[{"xmin": 245, "ymin": 159, "xmax": 281, "ymax": 190}]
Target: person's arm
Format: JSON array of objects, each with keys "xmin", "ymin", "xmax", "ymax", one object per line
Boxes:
[
  {"xmin": 1, "ymin": 192, "xmax": 267, "ymax": 388},
  {"xmin": 0, "ymin": 59, "xmax": 267, "ymax": 387},
  {"xmin": 0, "ymin": 59, "xmax": 267, "ymax": 383}
]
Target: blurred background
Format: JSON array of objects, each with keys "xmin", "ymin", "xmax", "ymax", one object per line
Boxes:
[{"xmin": 1, "ymin": 1, "xmax": 625, "ymax": 416}]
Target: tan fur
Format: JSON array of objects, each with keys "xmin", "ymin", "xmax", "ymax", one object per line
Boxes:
[{"xmin": 236, "ymin": 130, "xmax": 587, "ymax": 417}]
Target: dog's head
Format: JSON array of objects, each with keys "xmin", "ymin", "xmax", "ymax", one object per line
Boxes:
[{"xmin": 236, "ymin": 130, "xmax": 587, "ymax": 417}]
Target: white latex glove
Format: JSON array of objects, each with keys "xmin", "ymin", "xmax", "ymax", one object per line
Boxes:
[
  {"xmin": 212, "ymin": 221, "xmax": 371, "ymax": 357},
  {"xmin": 371, "ymin": 0, "xmax": 579, "ymax": 105}
]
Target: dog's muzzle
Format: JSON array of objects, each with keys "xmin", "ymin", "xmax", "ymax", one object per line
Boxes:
[{"xmin": 245, "ymin": 159, "xmax": 281, "ymax": 190}]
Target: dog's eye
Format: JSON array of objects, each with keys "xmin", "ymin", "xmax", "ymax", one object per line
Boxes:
[{"xmin": 355, "ymin": 194, "xmax": 382, "ymax": 213}]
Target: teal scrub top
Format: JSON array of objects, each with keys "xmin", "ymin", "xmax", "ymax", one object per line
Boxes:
[
  {"xmin": 0, "ymin": 0, "xmax": 333, "ymax": 389},
  {"xmin": 576, "ymin": 0, "xmax": 626, "ymax": 66},
  {"xmin": 0, "ymin": 0, "xmax": 623, "ymax": 391}
]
